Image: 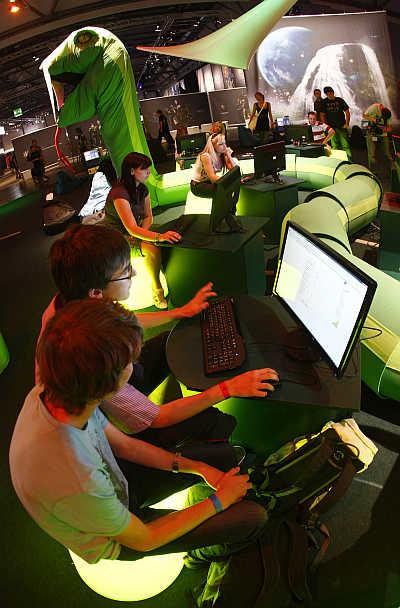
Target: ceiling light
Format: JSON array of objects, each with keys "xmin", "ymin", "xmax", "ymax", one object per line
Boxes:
[{"xmin": 9, "ymin": 0, "xmax": 22, "ymax": 14}]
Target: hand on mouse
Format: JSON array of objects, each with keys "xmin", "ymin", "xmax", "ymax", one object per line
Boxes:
[{"xmin": 224, "ymin": 368, "xmax": 280, "ymax": 398}]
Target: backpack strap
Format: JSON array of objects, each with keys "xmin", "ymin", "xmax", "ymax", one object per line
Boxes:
[
  {"xmin": 285, "ymin": 520, "xmax": 312, "ymax": 603},
  {"xmin": 311, "ymin": 458, "xmax": 357, "ymax": 518}
]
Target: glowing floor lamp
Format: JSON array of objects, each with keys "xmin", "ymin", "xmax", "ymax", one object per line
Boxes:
[{"xmin": 69, "ymin": 489, "xmax": 188, "ymax": 601}]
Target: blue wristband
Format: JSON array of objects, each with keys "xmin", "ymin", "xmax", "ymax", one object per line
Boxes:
[{"xmin": 209, "ymin": 493, "xmax": 223, "ymax": 513}]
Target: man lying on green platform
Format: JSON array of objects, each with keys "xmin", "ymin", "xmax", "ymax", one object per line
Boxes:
[{"xmin": 35, "ymin": 224, "xmax": 279, "ymax": 471}]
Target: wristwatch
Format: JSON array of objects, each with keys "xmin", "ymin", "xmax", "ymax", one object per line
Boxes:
[{"xmin": 171, "ymin": 452, "xmax": 181, "ymax": 474}]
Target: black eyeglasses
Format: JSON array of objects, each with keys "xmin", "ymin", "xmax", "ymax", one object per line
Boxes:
[{"xmin": 108, "ymin": 265, "xmax": 134, "ymax": 282}]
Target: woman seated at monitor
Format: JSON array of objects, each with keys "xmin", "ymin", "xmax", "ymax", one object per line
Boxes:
[
  {"xmin": 190, "ymin": 133, "xmax": 236, "ymax": 198},
  {"xmin": 102, "ymin": 152, "xmax": 181, "ymax": 309}
]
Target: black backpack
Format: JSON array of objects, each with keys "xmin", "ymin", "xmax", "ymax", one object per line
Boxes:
[{"xmin": 191, "ymin": 517, "xmax": 330, "ymax": 608}]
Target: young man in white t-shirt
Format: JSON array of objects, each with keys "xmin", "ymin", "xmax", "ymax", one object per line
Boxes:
[
  {"xmin": 10, "ymin": 299, "xmax": 271, "ymax": 564},
  {"xmin": 307, "ymin": 111, "xmax": 335, "ymax": 148}
]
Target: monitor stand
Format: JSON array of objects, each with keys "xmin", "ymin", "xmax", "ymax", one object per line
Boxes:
[
  {"xmin": 214, "ymin": 214, "xmax": 245, "ymax": 234},
  {"xmin": 284, "ymin": 327, "xmax": 320, "ymax": 363},
  {"xmin": 259, "ymin": 171, "xmax": 284, "ymax": 185}
]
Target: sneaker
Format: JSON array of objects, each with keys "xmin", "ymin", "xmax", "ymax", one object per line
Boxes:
[{"xmin": 153, "ymin": 288, "xmax": 168, "ymax": 309}]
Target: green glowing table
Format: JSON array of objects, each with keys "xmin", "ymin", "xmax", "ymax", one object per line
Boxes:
[
  {"xmin": 167, "ymin": 295, "xmax": 358, "ymax": 457},
  {"xmin": 157, "ymin": 216, "xmax": 267, "ymax": 307},
  {"xmin": 237, "ymin": 177, "xmax": 304, "ymax": 244}
]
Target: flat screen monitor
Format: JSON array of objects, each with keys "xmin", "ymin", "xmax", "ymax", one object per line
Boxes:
[
  {"xmin": 209, "ymin": 165, "xmax": 242, "ymax": 233},
  {"xmin": 84, "ymin": 149, "xmax": 100, "ymax": 162},
  {"xmin": 285, "ymin": 125, "xmax": 312, "ymax": 144},
  {"xmin": 361, "ymin": 120, "xmax": 369, "ymax": 130},
  {"xmin": 176, "ymin": 132, "xmax": 207, "ymax": 155},
  {"xmin": 254, "ymin": 141, "xmax": 286, "ymax": 180},
  {"xmin": 273, "ymin": 221, "xmax": 377, "ymax": 377},
  {"xmin": 276, "ymin": 117, "xmax": 284, "ymax": 127}
]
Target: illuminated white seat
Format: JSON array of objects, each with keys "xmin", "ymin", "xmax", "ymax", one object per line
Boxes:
[
  {"xmin": 124, "ymin": 255, "xmax": 168, "ymax": 310},
  {"xmin": 69, "ymin": 490, "xmax": 188, "ymax": 601}
]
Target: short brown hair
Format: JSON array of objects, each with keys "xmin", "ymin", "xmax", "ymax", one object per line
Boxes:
[{"xmin": 37, "ymin": 299, "xmax": 143, "ymax": 415}]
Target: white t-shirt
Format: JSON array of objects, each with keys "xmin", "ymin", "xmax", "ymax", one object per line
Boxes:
[
  {"xmin": 311, "ymin": 122, "xmax": 329, "ymax": 143},
  {"xmin": 9, "ymin": 386, "xmax": 131, "ymax": 563}
]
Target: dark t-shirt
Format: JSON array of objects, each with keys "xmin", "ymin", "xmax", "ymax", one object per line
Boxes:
[
  {"xmin": 103, "ymin": 183, "xmax": 148, "ymax": 234},
  {"xmin": 322, "ymin": 97, "xmax": 349, "ymax": 128},
  {"xmin": 313, "ymin": 98, "xmax": 324, "ymax": 120}
]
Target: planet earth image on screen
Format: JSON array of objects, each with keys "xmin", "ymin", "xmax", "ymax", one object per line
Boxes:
[{"xmin": 256, "ymin": 26, "xmax": 314, "ymax": 91}]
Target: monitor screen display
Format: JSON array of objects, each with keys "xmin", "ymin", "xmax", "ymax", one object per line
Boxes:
[
  {"xmin": 276, "ymin": 117, "xmax": 284, "ymax": 127},
  {"xmin": 254, "ymin": 141, "xmax": 286, "ymax": 179},
  {"xmin": 84, "ymin": 149, "xmax": 100, "ymax": 162},
  {"xmin": 273, "ymin": 222, "xmax": 377, "ymax": 377},
  {"xmin": 285, "ymin": 125, "xmax": 312, "ymax": 143},
  {"xmin": 177, "ymin": 132, "xmax": 207, "ymax": 155},
  {"xmin": 209, "ymin": 165, "xmax": 242, "ymax": 233},
  {"xmin": 361, "ymin": 120, "xmax": 369, "ymax": 130}
]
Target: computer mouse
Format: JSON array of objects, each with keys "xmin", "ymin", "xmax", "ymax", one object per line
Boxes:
[{"xmin": 267, "ymin": 378, "xmax": 281, "ymax": 389}]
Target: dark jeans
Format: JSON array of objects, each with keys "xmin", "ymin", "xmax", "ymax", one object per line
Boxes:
[
  {"xmin": 159, "ymin": 130, "xmax": 174, "ymax": 148},
  {"xmin": 118, "ymin": 476, "xmax": 268, "ymax": 562},
  {"xmin": 129, "ymin": 332, "xmax": 170, "ymax": 396},
  {"xmin": 190, "ymin": 180, "xmax": 216, "ymax": 198}
]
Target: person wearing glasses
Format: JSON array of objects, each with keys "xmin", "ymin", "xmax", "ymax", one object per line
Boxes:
[
  {"xmin": 190, "ymin": 133, "xmax": 236, "ymax": 198},
  {"xmin": 35, "ymin": 224, "xmax": 279, "ymax": 467},
  {"xmin": 102, "ymin": 152, "xmax": 181, "ymax": 309}
]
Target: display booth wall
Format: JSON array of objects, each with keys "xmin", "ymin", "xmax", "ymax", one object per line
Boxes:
[
  {"xmin": 245, "ymin": 11, "xmax": 397, "ymax": 124},
  {"xmin": 208, "ymin": 88, "xmax": 250, "ymax": 125},
  {"xmin": 140, "ymin": 92, "xmax": 211, "ymax": 139},
  {"xmin": 12, "ymin": 125, "xmax": 69, "ymax": 172}
]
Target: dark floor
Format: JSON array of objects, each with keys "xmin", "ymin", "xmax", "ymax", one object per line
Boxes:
[{"xmin": 1, "ymin": 151, "xmax": 399, "ymax": 608}]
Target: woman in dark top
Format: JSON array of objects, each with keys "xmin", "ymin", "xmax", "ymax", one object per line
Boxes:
[
  {"xmin": 103, "ymin": 152, "xmax": 181, "ymax": 308},
  {"xmin": 248, "ymin": 92, "xmax": 274, "ymax": 142}
]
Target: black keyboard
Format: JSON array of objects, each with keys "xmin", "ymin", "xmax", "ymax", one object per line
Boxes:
[{"xmin": 201, "ymin": 296, "xmax": 246, "ymax": 375}]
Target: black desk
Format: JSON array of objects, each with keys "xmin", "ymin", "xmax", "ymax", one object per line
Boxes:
[
  {"xmin": 158, "ymin": 215, "xmax": 267, "ymax": 307},
  {"xmin": 237, "ymin": 176, "xmax": 303, "ymax": 244},
  {"xmin": 167, "ymin": 295, "xmax": 359, "ymax": 456},
  {"xmin": 285, "ymin": 144, "xmax": 324, "ymax": 158}
]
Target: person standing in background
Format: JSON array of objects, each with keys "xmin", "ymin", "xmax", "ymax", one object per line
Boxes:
[
  {"xmin": 320, "ymin": 86, "xmax": 352, "ymax": 160},
  {"xmin": 363, "ymin": 103, "xmax": 394, "ymax": 174},
  {"xmin": 248, "ymin": 92, "xmax": 274, "ymax": 143},
  {"xmin": 156, "ymin": 110, "xmax": 174, "ymax": 150},
  {"xmin": 313, "ymin": 88, "xmax": 324, "ymax": 122}
]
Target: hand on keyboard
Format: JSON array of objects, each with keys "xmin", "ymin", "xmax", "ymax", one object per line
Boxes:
[
  {"xmin": 223, "ymin": 368, "xmax": 280, "ymax": 398},
  {"xmin": 157, "ymin": 230, "xmax": 182, "ymax": 244}
]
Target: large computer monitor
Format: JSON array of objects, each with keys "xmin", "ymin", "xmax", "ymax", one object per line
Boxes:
[
  {"xmin": 176, "ymin": 132, "xmax": 207, "ymax": 155},
  {"xmin": 285, "ymin": 125, "xmax": 313, "ymax": 144},
  {"xmin": 209, "ymin": 165, "xmax": 242, "ymax": 233},
  {"xmin": 273, "ymin": 222, "xmax": 377, "ymax": 377},
  {"xmin": 254, "ymin": 141, "xmax": 286, "ymax": 181}
]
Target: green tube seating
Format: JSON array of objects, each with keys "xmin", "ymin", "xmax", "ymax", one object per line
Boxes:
[{"xmin": 281, "ymin": 170, "xmax": 400, "ymax": 400}]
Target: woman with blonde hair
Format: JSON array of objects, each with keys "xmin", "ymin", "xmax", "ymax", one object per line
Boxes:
[{"xmin": 190, "ymin": 133, "xmax": 236, "ymax": 198}]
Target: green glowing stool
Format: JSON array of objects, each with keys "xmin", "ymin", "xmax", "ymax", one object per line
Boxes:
[
  {"xmin": 69, "ymin": 489, "xmax": 188, "ymax": 602},
  {"xmin": 0, "ymin": 332, "xmax": 10, "ymax": 374},
  {"xmin": 124, "ymin": 255, "xmax": 168, "ymax": 310},
  {"xmin": 184, "ymin": 190, "xmax": 212, "ymax": 215}
]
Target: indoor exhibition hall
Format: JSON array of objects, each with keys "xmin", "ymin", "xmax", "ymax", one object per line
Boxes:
[{"xmin": 1, "ymin": 1, "xmax": 400, "ymax": 607}]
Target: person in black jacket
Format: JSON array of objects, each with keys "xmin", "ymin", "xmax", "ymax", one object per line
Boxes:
[{"xmin": 156, "ymin": 110, "xmax": 174, "ymax": 149}]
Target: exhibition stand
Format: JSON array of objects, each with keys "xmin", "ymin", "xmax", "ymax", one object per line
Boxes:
[
  {"xmin": 237, "ymin": 176, "xmax": 304, "ymax": 243},
  {"xmin": 167, "ymin": 295, "xmax": 358, "ymax": 455},
  {"xmin": 157, "ymin": 215, "xmax": 267, "ymax": 307}
]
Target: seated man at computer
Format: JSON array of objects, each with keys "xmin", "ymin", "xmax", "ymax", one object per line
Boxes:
[
  {"xmin": 191, "ymin": 133, "xmax": 237, "ymax": 198},
  {"xmin": 10, "ymin": 298, "xmax": 272, "ymax": 568},
  {"xmin": 38, "ymin": 223, "xmax": 279, "ymax": 457},
  {"xmin": 307, "ymin": 111, "xmax": 335, "ymax": 148}
]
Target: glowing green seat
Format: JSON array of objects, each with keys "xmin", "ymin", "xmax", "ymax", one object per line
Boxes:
[{"xmin": 69, "ymin": 490, "xmax": 187, "ymax": 601}]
